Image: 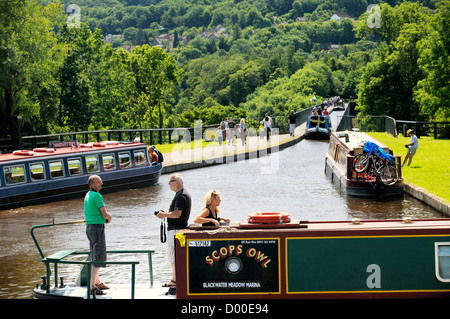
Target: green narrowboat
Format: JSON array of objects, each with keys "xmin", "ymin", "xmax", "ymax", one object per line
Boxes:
[{"xmin": 175, "ymin": 217, "xmax": 450, "ymax": 299}]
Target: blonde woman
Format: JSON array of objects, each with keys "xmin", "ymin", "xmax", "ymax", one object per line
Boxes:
[{"xmin": 194, "ymin": 190, "xmax": 230, "ymax": 227}]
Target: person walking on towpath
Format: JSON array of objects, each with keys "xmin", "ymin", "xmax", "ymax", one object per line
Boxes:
[
  {"xmin": 402, "ymin": 129, "xmax": 419, "ymax": 167},
  {"xmin": 84, "ymin": 175, "xmax": 112, "ymax": 296},
  {"xmin": 288, "ymin": 110, "xmax": 297, "ymax": 137}
]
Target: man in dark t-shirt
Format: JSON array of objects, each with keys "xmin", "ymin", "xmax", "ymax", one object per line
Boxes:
[{"xmin": 156, "ymin": 173, "xmax": 191, "ymax": 288}]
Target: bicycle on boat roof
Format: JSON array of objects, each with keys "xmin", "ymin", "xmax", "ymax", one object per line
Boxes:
[{"xmin": 352, "ymin": 141, "xmax": 399, "ymax": 186}]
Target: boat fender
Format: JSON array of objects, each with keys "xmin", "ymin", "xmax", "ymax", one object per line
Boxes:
[
  {"xmin": 33, "ymin": 148, "xmax": 55, "ymax": 153},
  {"xmin": 13, "ymin": 150, "xmax": 35, "ymax": 156},
  {"xmin": 104, "ymin": 141, "xmax": 120, "ymax": 145},
  {"xmin": 247, "ymin": 212, "xmax": 290, "ymax": 224}
]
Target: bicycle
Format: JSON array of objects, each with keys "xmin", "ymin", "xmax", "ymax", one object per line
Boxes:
[{"xmin": 352, "ymin": 141, "xmax": 399, "ymax": 186}]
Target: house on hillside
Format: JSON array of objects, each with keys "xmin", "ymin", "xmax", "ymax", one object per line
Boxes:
[
  {"xmin": 330, "ymin": 12, "xmax": 353, "ymax": 21},
  {"xmin": 104, "ymin": 34, "xmax": 123, "ymax": 44},
  {"xmin": 152, "ymin": 33, "xmax": 190, "ymax": 49},
  {"xmin": 200, "ymin": 30, "xmax": 219, "ymax": 41}
]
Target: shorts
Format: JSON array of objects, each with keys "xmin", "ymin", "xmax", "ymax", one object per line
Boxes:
[
  {"xmin": 86, "ymin": 224, "xmax": 107, "ymax": 267},
  {"xmin": 407, "ymin": 148, "xmax": 417, "ymax": 155},
  {"xmin": 166, "ymin": 229, "xmax": 178, "ymax": 263}
]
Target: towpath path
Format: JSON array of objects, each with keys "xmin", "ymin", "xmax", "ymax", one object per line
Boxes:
[{"xmin": 161, "ymin": 123, "xmax": 307, "ymax": 174}]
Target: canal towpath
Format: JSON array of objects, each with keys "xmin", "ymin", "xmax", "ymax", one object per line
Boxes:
[{"xmin": 161, "ymin": 124, "xmax": 307, "ymax": 175}]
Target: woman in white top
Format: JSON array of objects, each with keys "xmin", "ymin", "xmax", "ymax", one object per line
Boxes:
[{"xmin": 402, "ymin": 129, "xmax": 419, "ymax": 167}]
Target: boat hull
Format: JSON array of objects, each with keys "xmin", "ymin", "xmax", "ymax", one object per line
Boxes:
[
  {"xmin": 304, "ymin": 127, "xmax": 331, "ymax": 139},
  {"xmin": 324, "ymin": 155, "xmax": 403, "ymax": 197}
]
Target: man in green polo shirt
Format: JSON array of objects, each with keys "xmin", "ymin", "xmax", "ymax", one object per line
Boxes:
[{"xmin": 84, "ymin": 174, "xmax": 111, "ymax": 296}]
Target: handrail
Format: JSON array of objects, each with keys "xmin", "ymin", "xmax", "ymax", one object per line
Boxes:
[{"xmin": 31, "ymin": 219, "xmax": 154, "ymax": 299}]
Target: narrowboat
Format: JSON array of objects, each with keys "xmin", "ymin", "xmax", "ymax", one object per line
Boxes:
[
  {"xmin": 175, "ymin": 216, "xmax": 450, "ymax": 299},
  {"xmin": 0, "ymin": 140, "xmax": 162, "ymax": 209},
  {"xmin": 324, "ymin": 131, "xmax": 403, "ymax": 197},
  {"xmin": 304, "ymin": 115, "xmax": 332, "ymax": 139}
]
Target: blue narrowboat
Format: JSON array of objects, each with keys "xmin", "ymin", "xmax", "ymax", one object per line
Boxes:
[
  {"xmin": 0, "ymin": 141, "xmax": 162, "ymax": 209},
  {"xmin": 304, "ymin": 115, "xmax": 332, "ymax": 139}
]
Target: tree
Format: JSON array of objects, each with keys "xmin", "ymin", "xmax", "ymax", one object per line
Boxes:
[
  {"xmin": 356, "ymin": 2, "xmax": 432, "ymax": 120},
  {"xmin": 0, "ymin": 0, "xmax": 65, "ymax": 149},
  {"xmin": 128, "ymin": 45, "xmax": 182, "ymax": 128},
  {"xmin": 414, "ymin": 0, "xmax": 450, "ymax": 121}
]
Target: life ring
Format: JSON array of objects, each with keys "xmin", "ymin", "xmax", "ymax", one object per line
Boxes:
[
  {"xmin": 80, "ymin": 143, "xmax": 93, "ymax": 148},
  {"xmin": 93, "ymin": 142, "xmax": 106, "ymax": 147},
  {"xmin": 33, "ymin": 148, "xmax": 55, "ymax": 153},
  {"xmin": 247, "ymin": 212, "xmax": 290, "ymax": 224},
  {"xmin": 13, "ymin": 150, "xmax": 34, "ymax": 156}
]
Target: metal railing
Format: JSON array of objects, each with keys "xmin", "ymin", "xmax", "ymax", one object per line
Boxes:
[
  {"xmin": 30, "ymin": 219, "xmax": 154, "ymax": 299},
  {"xmin": 397, "ymin": 120, "xmax": 450, "ymax": 139},
  {"xmin": 338, "ymin": 114, "xmax": 449, "ymax": 139},
  {"xmin": 1, "ymin": 106, "xmax": 324, "ymax": 152}
]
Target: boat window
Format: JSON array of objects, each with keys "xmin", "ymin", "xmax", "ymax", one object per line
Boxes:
[
  {"xmin": 3, "ymin": 165, "xmax": 26, "ymax": 185},
  {"xmin": 49, "ymin": 160, "xmax": 65, "ymax": 179},
  {"xmin": 134, "ymin": 149, "xmax": 147, "ymax": 166},
  {"xmin": 337, "ymin": 148, "xmax": 347, "ymax": 165},
  {"xmin": 68, "ymin": 158, "xmax": 82, "ymax": 176},
  {"xmin": 86, "ymin": 156, "xmax": 99, "ymax": 173},
  {"xmin": 435, "ymin": 243, "xmax": 450, "ymax": 282},
  {"xmin": 102, "ymin": 154, "xmax": 116, "ymax": 170},
  {"xmin": 328, "ymin": 139, "xmax": 336, "ymax": 157},
  {"xmin": 30, "ymin": 162, "xmax": 46, "ymax": 181},
  {"xmin": 119, "ymin": 152, "xmax": 131, "ymax": 168}
]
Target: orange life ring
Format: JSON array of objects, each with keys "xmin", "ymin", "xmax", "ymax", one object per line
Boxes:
[
  {"xmin": 247, "ymin": 212, "xmax": 290, "ymax": 224},
  {"xmin": 93, "ymin": 142, "xmax": 106, "ymax": 147},
  {"xmin": 80, "ymin": 143, "xmax": 93, "ymax": 148},
  {"xmin": 13, "ymin": 150, "xmax": 34, "ymax": 156},
  {"xmin": 33, "ymin": 148, "xmax": 55, "ymax": 153}
]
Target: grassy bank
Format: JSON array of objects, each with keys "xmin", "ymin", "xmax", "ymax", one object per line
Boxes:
[{"xmin": 368, "ymin": 132, "xmax": 450, "ymax": 203}]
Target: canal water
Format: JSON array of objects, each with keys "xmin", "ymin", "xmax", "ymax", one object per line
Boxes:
[{"xmin": 0, "ymin": 137, "xmax": 444, "ymax": 299}]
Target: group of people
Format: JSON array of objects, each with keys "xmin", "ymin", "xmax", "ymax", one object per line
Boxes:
[
  {"xmin": 83, "ymin": 125, "xmax": 419, "ymax": 296},
  {"xmin": 148, "ymin": 145, "xmax": 163, "ymax": 165},
  {"xmin": 218, "ymin": 117, "xmax": 248, "ymax": 146},
  {"xmin": 83, "ymin": 172, "xmax": 229, "ymax": 295},
  {"xmin": 311, "ymin": 106, "xmax": 329, "ymax": 116}
]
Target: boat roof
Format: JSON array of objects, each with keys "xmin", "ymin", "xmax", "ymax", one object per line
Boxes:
[
  {"xmin": 332, "ymin": 131, "xmax": 390, "ymax": 152},
  {"xmin": 302, "ymin": 218, "xmax": 450, "ymax": 232},
  {"xmin": 187, "ymin": 218, "xmax": 450, "ymax": 236},
  {"xmin": 0, "ymin": 142, "xmax": 148, "ymax": 164}
]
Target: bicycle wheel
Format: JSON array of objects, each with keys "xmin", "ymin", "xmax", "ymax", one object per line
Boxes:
[
  {"xmin": 378, "ymin": 164, "xmax": 399, "ymax": 186},
  {"xmin": 353, "ymin": 153, "xmax": 371, "ymax": 173}
]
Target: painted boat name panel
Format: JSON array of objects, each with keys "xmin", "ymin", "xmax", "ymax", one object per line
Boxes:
[{"xmin": 186, "ymin": 238, "xmax": 280, "ymax": 296}]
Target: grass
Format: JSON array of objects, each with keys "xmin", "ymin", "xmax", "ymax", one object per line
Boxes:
[{"xmin": 368, "ymin": 132, "xmax": 450, "ymax": 203}]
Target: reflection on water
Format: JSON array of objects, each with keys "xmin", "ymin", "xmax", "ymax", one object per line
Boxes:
[{"xmin": 0, "ymin": 138, "xmax": 444, "ymax": 299}]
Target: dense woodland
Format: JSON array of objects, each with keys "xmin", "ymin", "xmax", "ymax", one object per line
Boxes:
[{"xmin": 0, "ymin": 0, "xmax": 448, "ymax": 149}]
